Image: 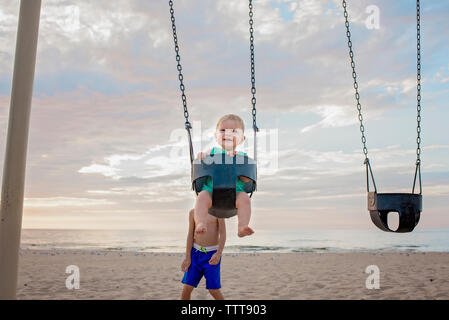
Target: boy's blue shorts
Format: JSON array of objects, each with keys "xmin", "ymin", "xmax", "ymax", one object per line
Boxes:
[{"xmin": 182, "ymin": 247, "xmax": 221, "ymax": 290}]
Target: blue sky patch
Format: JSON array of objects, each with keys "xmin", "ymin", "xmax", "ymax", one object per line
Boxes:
[{"xmin": 270, "ymin": 0, "xmax": 295, "ymax": 22}]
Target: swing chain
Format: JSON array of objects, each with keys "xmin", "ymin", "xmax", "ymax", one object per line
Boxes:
[
  {"xmin": 169, "ymin": 0, "xmax": 191, "ymax": 131},
  {"xmin": 416, "ymin": 0, "xmax": 422, "ymax": 165},
  {"xmin": 170, "ymin": 0, "xmax": 258, "ymax": 165},
  {"xmin": 342, "ymin": 0, "xmax": 376, "ymax": 193},
  {"xmin": 249, "ymin": 0, "xmax": 258, "ymax": 134},
  {"xmin": 342, "ymin": 0, "xmax": 369, "ymax": 162},
  {"xmin": 413, "ymin": 0, "xmax": 422, "ymax": 194},
  {"xmin": 169, "ymin": 0, "xmax": 194, "ymax": 165}
]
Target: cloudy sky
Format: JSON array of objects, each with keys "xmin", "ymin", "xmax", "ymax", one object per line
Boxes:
[{"xmin": 0, "ymin": 0, "xmax": 448, "ymax": 233}]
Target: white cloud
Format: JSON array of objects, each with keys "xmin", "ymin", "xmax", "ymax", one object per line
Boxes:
[
  {"xmin": 292, "ymin": 192, "xmax": 364, "ymax": 202},
  {"xmin": 24, "ymin": 197, "xmax": 116, "ymax": 208},
  {"xmin": 41, "ymin": 4, "xmax": 81, "ymax": 42},
  {"xmin": 400, "ymin": 78, "xmax": 416, "ymax": 94},
  {"xmin": 78, "ymin": 164, "xmax": 120, "ymax": 179},
  {"xmin": 424, "ymin": 145, "xmax": 449, "ymax": 150},
  {"xmin": 301, "ymin": 105, "xmax": 357, "ymax": 132},
  {"xmin": 366, "ymin": 77, "xmax": 417, "ymax": 95}
]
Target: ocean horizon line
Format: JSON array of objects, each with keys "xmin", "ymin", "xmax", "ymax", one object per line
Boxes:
[{"xmin": 19, "ymin": 228, "xmax": 449, "ymax": 253}]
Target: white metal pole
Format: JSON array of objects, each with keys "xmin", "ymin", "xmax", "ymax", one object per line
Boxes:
[{"xmin": 0, "ymin": 0, "xmax": 41, "ymax": 300}]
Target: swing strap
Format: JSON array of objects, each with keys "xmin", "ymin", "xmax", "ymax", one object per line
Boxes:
[{"xmin": 365, "ymin": 158, "xmax": 377, "ymax": 193}]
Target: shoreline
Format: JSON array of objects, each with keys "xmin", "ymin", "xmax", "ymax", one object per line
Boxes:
[
  {"xmin": 20, "ymin": 229, "xmax": 449, "ymax": 254},
  {"xmin": 19, "ymin": 246, "xmax": 449, "ymax": 254}
]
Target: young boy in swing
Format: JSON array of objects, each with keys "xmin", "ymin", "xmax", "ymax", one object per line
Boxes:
[{"xmin": 194, "ymin": 114, "xmax": 254, "ymax": 238}]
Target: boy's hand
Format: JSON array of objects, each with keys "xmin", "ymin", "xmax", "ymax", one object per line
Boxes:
[
  {"xmin": 208, "ymin": 252, "xmax": 221, "ymax": 265},
  {"xmin": 181, "ymin": 258, "xmax": 191, "ymax": 272},
  {"xmin": 196, "ymin": 152, "xmax": 208, "ymax": 160},
  {"xmin": 226, "ymin": 150, "xmax": 237, "ymax": 157}
]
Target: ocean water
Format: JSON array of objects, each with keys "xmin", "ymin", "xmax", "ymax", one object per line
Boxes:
[{"xmin": 20, "ymin": 228, "xmax": 449, "ymax": 253}]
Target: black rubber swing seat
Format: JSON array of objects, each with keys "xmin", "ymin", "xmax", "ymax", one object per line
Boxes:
[
  {"xmin": 192, "ymin": 153, "xmax": 257, "ymax": 219},
  {"xmin": 367, "ymin": 192, "xmax": 422, "ymax": 233}
]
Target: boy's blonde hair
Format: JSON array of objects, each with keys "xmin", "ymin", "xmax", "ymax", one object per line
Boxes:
[{"xmin": 216, "ymin": 114, "xmax": 245, "ymax": 132}]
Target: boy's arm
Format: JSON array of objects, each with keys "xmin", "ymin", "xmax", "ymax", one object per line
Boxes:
[
  {"xmin": 216, "ymin": 218, "xmax": 226, "ymax": 255},
  {"xmin": 196, "ymin": 148, "xmax": 212, "ymax": 160},
  {"xmin": 208, "ymin": 218, "xmax": 226, "ymax": 265},
  {"xmin": 185, "ymin": 210, "xmax": 195, "ymax": 258},
  {"xmin": 237, "ymin": 150, "xmax": 251, "ymax": 182}
]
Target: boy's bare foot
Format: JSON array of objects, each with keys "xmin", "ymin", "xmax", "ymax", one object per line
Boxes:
[
  {"xmin": 195, "ymin": 223, "xmax": 207, "ymax": 234},
  {"xmin": 238, "ymin": 226, "xmax": 254, "ymax": 237}
]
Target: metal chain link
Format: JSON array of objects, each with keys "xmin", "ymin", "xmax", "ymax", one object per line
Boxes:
[
  {"xmin": 415, "ymin": 0, "xmax": 422, "ymax": 165},
  {"xmin": 169, "ymin": 0, "xmax": 194, "ymax": 167},
  {"xmin": 413, "ymin": 0, "xmax": 422, "ymax": 194},
  {"xmin": 169, "ymin": 0, "xmax": 191, "ymax": 130},
  {"xmin": 342, "ymin": 0, "xmax": 368, "ymax": 162},
  {"xmin": 249, "ymin": 0, "xmax": 258, "ymax": 133}
]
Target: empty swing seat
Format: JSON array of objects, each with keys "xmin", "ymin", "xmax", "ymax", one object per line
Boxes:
[
  {"xmin": 192, "ymin": 153, "xmax": 257, "ymax": 219},
  {"xmin": 367, "ymin": 192, "xmax": 422, "ymax": 233}
]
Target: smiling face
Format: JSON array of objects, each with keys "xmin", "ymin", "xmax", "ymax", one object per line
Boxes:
[{"xmin": 214, "ymin": 119, "xmax": 245, "ymax": 151}]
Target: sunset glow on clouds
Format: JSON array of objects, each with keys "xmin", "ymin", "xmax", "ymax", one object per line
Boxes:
[{"xmin": 0, "ymin": 0, "xmax": 448, "ymax": 231}]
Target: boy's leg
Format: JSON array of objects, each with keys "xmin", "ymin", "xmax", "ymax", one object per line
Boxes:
[
  {"xmin": 208, "ymin": 289, "xmax": 224, "ymax": 300},
  {"xmin": 194, "ymin": 190, "xmax": 212, "ymax": 234},
  {"xmin": 236, "ymin": 192, "xmax": 254, "ymax": 237},
  {"xmin": 181, "ymin": 284, "xmax": 194, "ymax": 300}
]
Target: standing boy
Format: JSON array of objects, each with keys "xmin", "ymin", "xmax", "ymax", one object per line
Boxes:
[{"xmin": 181, "ymin": 209, "xmax": 226, "ymax": 300}]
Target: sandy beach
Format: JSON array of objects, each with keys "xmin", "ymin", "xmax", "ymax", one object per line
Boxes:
[{"xmin": 16, "ymin": 249, "xmax": 449, "ymax": 300}]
